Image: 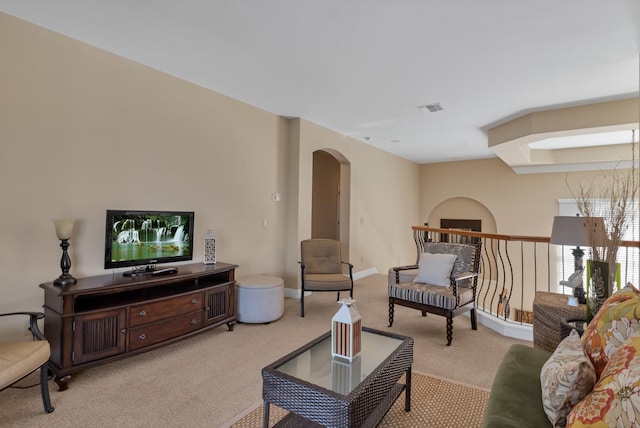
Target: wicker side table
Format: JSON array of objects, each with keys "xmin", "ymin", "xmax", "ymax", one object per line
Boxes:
[
  {"xmin": 560, "ymin": 318, "xmax": 588, "ymax": 339},
  {"xmin": 533, "ymin": 292, "xmax": 587, "ymax": 352}
]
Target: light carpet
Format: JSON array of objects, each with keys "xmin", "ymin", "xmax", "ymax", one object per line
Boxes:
[{"xmin": 226, "ymin": 372, "xmax": 490, "ymax": 428}]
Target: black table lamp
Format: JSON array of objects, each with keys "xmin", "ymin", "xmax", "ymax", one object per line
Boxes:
[{"xmin": 53, "ymin": 219, "xmax": 77, "ymax": 286}]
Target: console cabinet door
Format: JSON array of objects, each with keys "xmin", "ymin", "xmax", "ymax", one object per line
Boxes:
[
  {"xmin": 73, "ymin": 308, "xmax": 127, "ymax": 365},
  {"xmin": 204, "ymin": 284, "xmax": 231, "ymax": 325}
]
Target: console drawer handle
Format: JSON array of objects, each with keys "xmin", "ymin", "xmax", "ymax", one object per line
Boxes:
[
  {"xmin": 120, "ymin": 328, "xmax": 127, "ymax": 334},
  {"xmin": 139, "ymin": 334, "xmax": 146, "ymax": 340},
  {"xmin": 190, "ymin": 319, "xmax": 197, "ymax": 325},
  {"xmin": 190, "ymin": 298, "xmax": 198, "ymax": 304},
  {"xmin": 139, "ymin": 310, "xmax": 147, "ymax": 317}
]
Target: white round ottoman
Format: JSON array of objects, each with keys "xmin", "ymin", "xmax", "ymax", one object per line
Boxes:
[{"xmin": 235, "ymin": 275, "xmax": 284, "ymax": 323}]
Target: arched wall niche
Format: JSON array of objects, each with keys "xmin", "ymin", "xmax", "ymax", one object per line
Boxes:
[{"xmin": 427, "ymin": 197, "xmax": 497, "ymax": 234}]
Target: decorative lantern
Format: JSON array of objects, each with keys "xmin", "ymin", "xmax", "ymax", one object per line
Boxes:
[
  {"xmin": 204, "ymin": 229, "xmax": 216, "ymax": 264},
  {"xmin": 331, "ymin": 298, "xmax": 362, "ymax": 361}
]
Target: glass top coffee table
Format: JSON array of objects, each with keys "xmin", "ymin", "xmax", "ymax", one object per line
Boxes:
[{"xmin": 261, "ymin": 327, "xmax": 414, "ymax": 427}]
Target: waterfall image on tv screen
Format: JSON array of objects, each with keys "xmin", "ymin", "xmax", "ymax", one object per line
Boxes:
[{"xmin": 105, "ymin": 210, "xmax": 194, "ymax": 269}]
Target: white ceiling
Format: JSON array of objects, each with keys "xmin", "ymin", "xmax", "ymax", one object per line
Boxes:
[{"xmin": 1, "ymin": 1, "xmax": 639, "ymax": 164}]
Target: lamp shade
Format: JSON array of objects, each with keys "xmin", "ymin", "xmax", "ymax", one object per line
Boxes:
[
  {"xmin": 550, "ymin": 216, "xmax": 606, "ymax": 247},
  {"xmin": 53, "ymin": 219, "xmax": 75, "ymax": 240}
]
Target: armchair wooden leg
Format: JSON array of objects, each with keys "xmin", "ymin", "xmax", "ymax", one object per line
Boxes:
[
  {"xmin": 446, "ymin": 315, "xmax": 453, "ymax": 346},
  {"xmin": 39, "ymin": 364, "xmax": 54, "ymax": 413},
  {"xmin": 300, "ymin": 292, "xmax": 305, "ymax": 317},
  {"xmin": 421, "ymin": 311, "xmax": 427, "ymax": 317},
  {"xmin": 388, "ymin": 299, "xmax": 395, "ymax": 327},
  {"xmin": 470, "ymin": 308, "xmax": 478, "ymax": 330}
]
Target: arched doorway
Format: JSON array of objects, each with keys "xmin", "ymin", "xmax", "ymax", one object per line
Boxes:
[{"xmin": 311, "ymin": 149, "xmax": 351, "ymax": 256}]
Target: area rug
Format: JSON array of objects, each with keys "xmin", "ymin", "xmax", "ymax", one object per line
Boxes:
[{"xmin": 227, "ymin": 372, "xmax": 490, "ymax": 428}]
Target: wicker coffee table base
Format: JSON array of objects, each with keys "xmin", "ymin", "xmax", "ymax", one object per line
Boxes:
[
  {"xmin": 262, "ymin": 328, "xmax": 414, "ymax": 428},
  {"xmin": 270, "ymin": 383, "xmax": 406, "ymax": 427}
]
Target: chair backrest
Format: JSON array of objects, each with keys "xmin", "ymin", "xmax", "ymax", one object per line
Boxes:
[
  {"xmin": 422, "ymin": 242, "xmax": 480, "ymax": 278},
  {"xmin": 301, "ymin": 239, "xmax": 343, "ymax": 274}
]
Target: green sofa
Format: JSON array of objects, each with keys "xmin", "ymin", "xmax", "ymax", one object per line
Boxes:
[{"xmin": 482, "ymin": 343, "xmax": 552, "ymax": 427}]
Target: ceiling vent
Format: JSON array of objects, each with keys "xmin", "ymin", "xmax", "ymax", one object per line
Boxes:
[{"xmin": 418, "ymin": 103, "xmax": 444, "ymax": 113}]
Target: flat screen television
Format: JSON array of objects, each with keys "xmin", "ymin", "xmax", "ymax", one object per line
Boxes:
[{"xmin": 104, "ymin": 210, "xmax": 194, "ymax": 276}]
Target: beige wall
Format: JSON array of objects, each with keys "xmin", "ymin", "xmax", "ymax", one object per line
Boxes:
[
  {"xmin": 419, "ymin": 157, "xmax": 627, "ymax": 237},
  {"xmin": 0, "ymin": 13, "xmax": 420, "ymax": 337},
  {"xmin": 419, "ymin": 159, "xmax": 639, "ymax": 315}
]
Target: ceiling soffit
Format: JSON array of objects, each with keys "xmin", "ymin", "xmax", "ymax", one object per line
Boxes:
[{"xmin": 488, "ymin": 98, "xmax": 640, "ymax": 174}]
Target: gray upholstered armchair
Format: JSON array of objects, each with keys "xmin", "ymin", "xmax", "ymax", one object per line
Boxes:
[
  {"xmin": 388, "ymin": 241, "xmax": 481, "ymax": 345},
  {"xmin": 0, "ymin": 312, "xmax": 54, "ymax": 413},
  {"xmin": 299, "ymin": 239, "xmax": 354, "ymax": 317}
]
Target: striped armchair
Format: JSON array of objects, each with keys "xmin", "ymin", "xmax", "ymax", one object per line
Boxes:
[{"xmin": 388, "ymin": 241, "xmax": 481, "ymax": 346}]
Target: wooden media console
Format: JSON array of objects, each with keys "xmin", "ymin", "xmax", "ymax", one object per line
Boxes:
[{"xmin": 39, "ymin": 262, "xmax": 237, "ymax": 390}]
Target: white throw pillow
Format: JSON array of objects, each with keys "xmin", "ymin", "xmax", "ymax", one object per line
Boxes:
[{"xmin": 413, "ymin": 252, "xmax": 458, "ymax": 286}]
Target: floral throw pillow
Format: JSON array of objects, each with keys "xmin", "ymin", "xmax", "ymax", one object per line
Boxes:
[
  {"xmin": 581, "ymin": 286, "xmax": 640, "ymax": 379},
  {"xmin": 541, "ymin": 330, "xmax": 597, "ymax": 427},
  {"xmin": 568, "ymin": 331, "xmax": 640, "ymax": 427}
]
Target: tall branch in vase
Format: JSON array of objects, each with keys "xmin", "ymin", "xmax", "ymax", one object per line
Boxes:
[{"xmin": 568, "ymin": 134, "xmax": 638, "ymax": 317}]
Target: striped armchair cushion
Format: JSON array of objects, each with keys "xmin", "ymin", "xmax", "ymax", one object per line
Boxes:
[{"xmin": 389, "ymin": 282, "xmax": 475, "ymax": 310}]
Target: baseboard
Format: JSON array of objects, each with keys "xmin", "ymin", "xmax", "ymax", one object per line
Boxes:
[
  {"xmin": 467, "ymin": 310, "xmax": 533, "ymax": 342},
  {"xmin": 353, "ymin": 267, "xmax": 378, "ymax": 281},
  {"xmin": 284, "ymin": 288, "xmax": 300, "ymax": 299}
]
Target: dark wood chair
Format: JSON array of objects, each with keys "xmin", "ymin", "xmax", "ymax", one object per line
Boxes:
[
  {"xmin": 299, "ymin": 239, "xmax": 354, "ymax": 317},
  {"xmin": 388, "ymin": 241, "xmax": 482, "ymax": 345}
]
